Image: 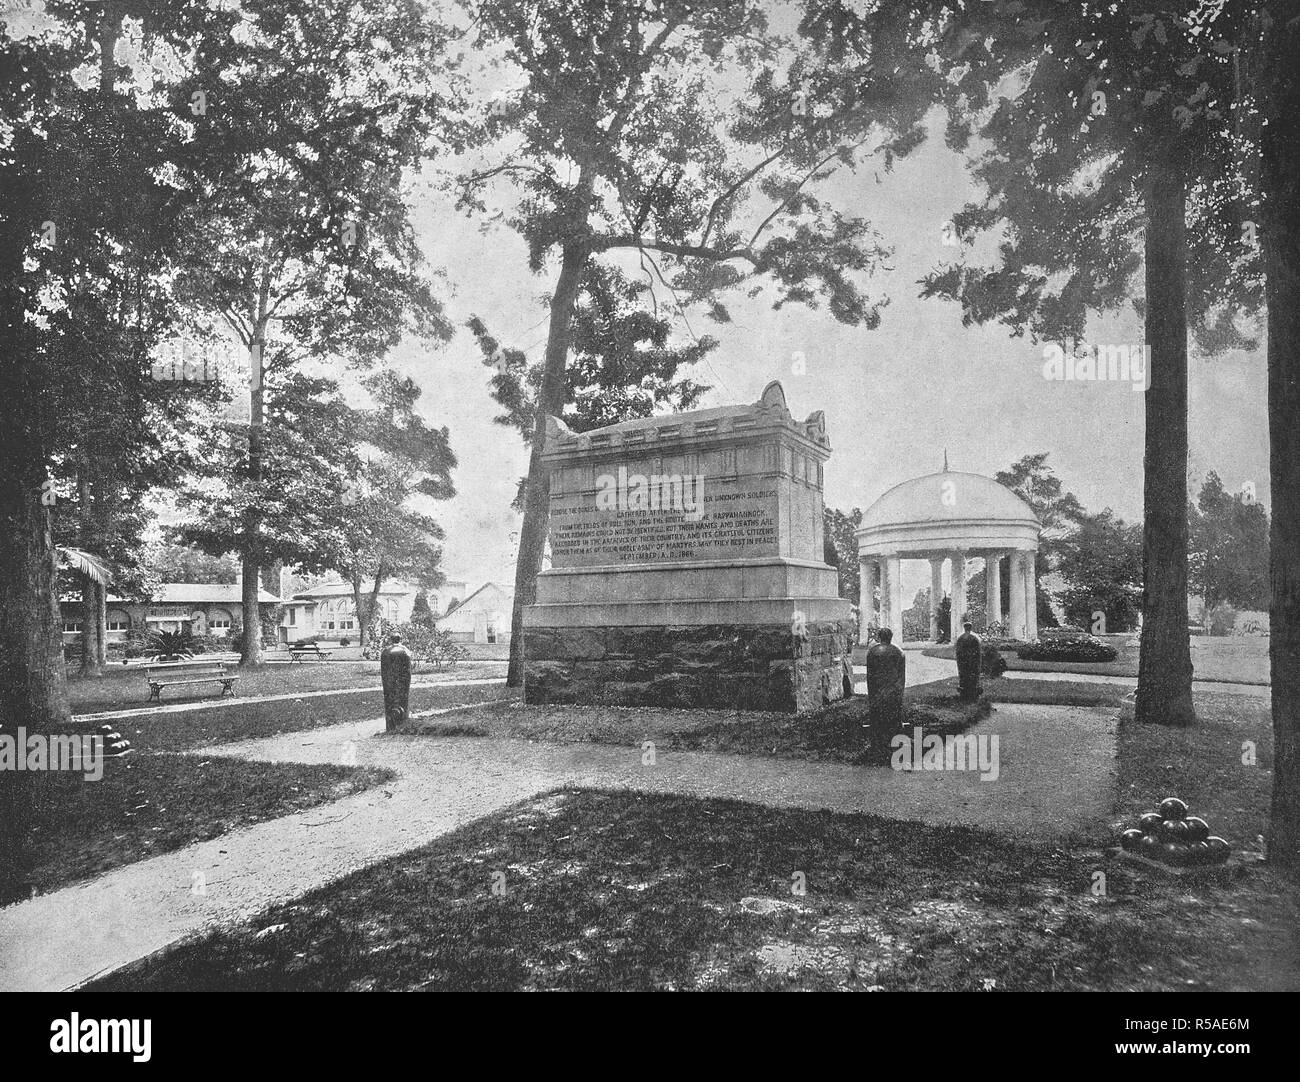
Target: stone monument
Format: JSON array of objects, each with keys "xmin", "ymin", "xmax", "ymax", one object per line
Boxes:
[{"xmin": 523, "ymin": 381, "xmax": 854, "ymax": 712}]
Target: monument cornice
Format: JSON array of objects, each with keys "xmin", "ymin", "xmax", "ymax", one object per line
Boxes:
[{"xmin": 540, "ymin": 381, "xmax": 832, "ymax": 465}]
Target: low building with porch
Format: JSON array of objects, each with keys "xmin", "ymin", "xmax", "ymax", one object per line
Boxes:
[{"xmin": 58, "ymin": 582, "xmax": 282, "ymax": 644}]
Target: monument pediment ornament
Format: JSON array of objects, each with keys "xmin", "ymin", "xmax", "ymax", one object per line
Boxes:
[
  {"xmin": 758, "ymin": 379, "xmax": 789, "ymax": 413},
  {"xmin": 541, "ymin": 380, "xmax": 830, "ymax": 459}
]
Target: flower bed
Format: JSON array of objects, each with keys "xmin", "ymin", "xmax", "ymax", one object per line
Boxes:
[{"xmin": 1015, "ymin": 634, "xmax": 1118, "ymax": 663}]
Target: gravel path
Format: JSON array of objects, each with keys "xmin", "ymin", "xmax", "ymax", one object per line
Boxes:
[{"xmin": 1, "ymin": 699, "xmax": 1115, "ymax": 991}]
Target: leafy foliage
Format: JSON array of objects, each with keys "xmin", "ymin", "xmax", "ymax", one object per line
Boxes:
[
  {"xmin": 1056, "ymin": 509, "xmax": 1145, "ymax": 634},
  {"xmin": 918, "ymin": 0, "xmax": 1264, "ymax": 348},
  {"xmin": 822, "ymin": 505, "xmax": 862, "ymax": 602},
  {"xmin": 1189, "ymin": 471, "xmax": 1269, "ymax": 612},
  {"xmin": 145, "ymin": 630, "xmax": 199, "ymax": 663},
  {"xmin": 1016, "ymin": 635, "xmax": 1118, "ymax": 664}
]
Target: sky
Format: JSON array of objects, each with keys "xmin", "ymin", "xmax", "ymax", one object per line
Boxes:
[{"xmin": 387, "ymin": 104, "xmax": 1270, "ymax": 598}]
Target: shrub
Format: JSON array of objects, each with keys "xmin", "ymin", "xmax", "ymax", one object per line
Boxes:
[
  {"xmin": 144, "ymin": 629, "xmax": 198, "ymax": 661},
  {"xmin": 981, "ymin": 640, "xmax": 1008, "ymax": 678},
  {"xmin": 1207, "ymin": 602, "xmax": 1237, "ymax": 637},
  {"xmin": 1015, "ymin": 634, "xmax": 1118, "ymax": 663},
  {"xmin": 363, "ymin": 622, "xmax": 466, "ymax": 668}
]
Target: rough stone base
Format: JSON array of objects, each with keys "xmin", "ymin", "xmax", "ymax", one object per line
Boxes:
[{"xmin": 523, "ymin": 620, "xmax": 857, "ymax": 713}]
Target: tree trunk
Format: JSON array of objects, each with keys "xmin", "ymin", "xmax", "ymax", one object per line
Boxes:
[
  {"xmin": 0, "ymin": 379, "xmax": 70, "ymax": 903},
  {"xmin": 505, "ymin": 242, "xmax": 589, "ymax": 686},
  {"xmin": 1262, "ymin": 12, "xmax": 1300, "ymax": 875},
  {"xmin": 77, "ymin": 473, "xmax": 101, "ymax": 677},
  {"xmin": 367, "ymin": 570, "xmax": 386, "ymax": 646},
  {"xmin": 79, "ymin": 579, "xmax": 100, "ymax": 677},
  {"xmin": 350, "ymin": 574, "xmax": 367, "ymax": 647},
  {"xmin": 240, "ymin": 306, "xmax": 268, "ymax": 666},
  {"xmin": 96, "ymin": 579, "xmax": 107, "ymax": 667},
  {"xmin": 1134, "ymin": 167, "xmax": 1196, "ymax": 726}
]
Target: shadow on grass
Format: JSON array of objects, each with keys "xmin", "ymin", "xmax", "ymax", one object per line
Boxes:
[
  {"xmin": 403, "ymin": 690, "xmax": 993, "ymax": 767},
  {"xmin": 89, "ymin": 788, "xmax": 1298, "ymax": 992}
]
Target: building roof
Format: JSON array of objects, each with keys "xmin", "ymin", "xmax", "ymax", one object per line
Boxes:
[
  {"xmin": 104, "ymin": 583, "xmax": 281, "ymax": 605},
  {"xmin": 860, "ymin": 471, "xmax": 1039, "ymax": 531},
  {"xmin": 441, "ymin": 582, "xmax": 511, "ymax": 614},
  {"xmin": 292, "ymin": 579, "xmax": 413, "ymax": 599}
]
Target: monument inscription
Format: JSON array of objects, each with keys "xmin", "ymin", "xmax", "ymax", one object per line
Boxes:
[{"xmin": 549, "ymin": 486, "xmax": 779, "ymax": 565}]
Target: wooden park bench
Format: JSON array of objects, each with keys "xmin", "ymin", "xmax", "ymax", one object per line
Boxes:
[
  {"xmin": 144, "ymin": 660, "xmax": 239, "ymax": 702},
  {"xmin": 288, "ymin": 643, "xmax": 334, "ymax": 662}
]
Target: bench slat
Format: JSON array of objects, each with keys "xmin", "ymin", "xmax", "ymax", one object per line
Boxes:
[{"xmin": 152, "ymin": 675, "xmax": 239, "ymax": 683}]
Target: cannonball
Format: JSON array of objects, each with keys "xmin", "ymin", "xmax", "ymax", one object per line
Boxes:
[
  {"xmin": 1186, "ymin": 841, "xmax": 1211, "ymax": 866},
  {"xmin": 1160, "ymin": 841, "xmax": 1187, "ymax": 867},
  {"xmin": 1205, "ymin": 836, "xmax": 1231, "ymax": 863},
  {"xmin": 1159, "ymin": 796, "xmax": 1189, "ymax": 820},
  {"xmin": 1139, "ymin": 811, "xmax": 1163, "ymax": 833},
  {"xmin": 1160, "ymin": 818, "xmax": 1191, "ymax": 843},
  {"xmin": 1184, "ymin": 816, "xmax": 1210, "ymax": 842},
  {"xmin": 1140, "ymin": 833, "xmax": 1163, "ymax": 858},
  {"xmin": 1120, "ymin": 828, "xmax": 1144, "ymax": 851}
]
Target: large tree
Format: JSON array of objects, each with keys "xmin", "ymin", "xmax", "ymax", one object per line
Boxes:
[
  {"xmin": 1254, "ymin": 0, "xmax": 1300, "ymax": 873},
  {"xmin": 1189, "ymin": 470, "xmax": 1270, "ymax": 614},
  {"xmin": 823, "ymin": 504, "xmax": 863, "ymax": 603},
  {"xmin": 0, "ymin": 0, "xmax": 241, "ymax": 901},
  {"xmin": 171, "ymin": 0, "xmax": 456, "ymax": 665},
  {"xmin": 920, "ymin": 0, "xmax": 1263, "ymax": 726},
  {"xmin": 328, "ymin": 369, "xmax": 457, "ymax": 647},
  {"xmin": 459, "ymin": 0, "xmax": 942, "ymax": 683},
  {"xmin": 467, "ymin": 262, "xmax": 715, "ymax": 511},
  {"xmin": 1056, "ymin": 508, "xmax": 1145, "ymax": 633}
]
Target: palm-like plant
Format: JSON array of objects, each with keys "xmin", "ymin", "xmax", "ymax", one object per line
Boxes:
[
  {"xmin": 57, "ymin": 546, "xmax": 111, "ymax": 587},
  {"xmin": 146, "ymin": 629, "xmax": 198, "ymax": 662}
]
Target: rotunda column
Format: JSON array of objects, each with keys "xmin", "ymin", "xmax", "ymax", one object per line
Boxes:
[
  {"xmin": 929, "ymin": 557, "xmax": 944, "ymax": 642},
  {"xmin": 1009, "ymin": 551, "xmax": 1027, "ymax": 640},
  {"xmin": 985, "ymin": 552, "xmax": 1003, "ymax": 629},
  {"xmin": 950, "ymin": 552, "xmax": 967, "ymax": 631}
]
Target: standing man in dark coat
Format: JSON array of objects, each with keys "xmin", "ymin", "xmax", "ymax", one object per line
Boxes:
[
  {"xmin": 955, "ymin": 621, "xmax": 982, "ymax": 702},
  {"xmin": 865, "ymin": 627, "xmax": 906, "ymax": 754}
]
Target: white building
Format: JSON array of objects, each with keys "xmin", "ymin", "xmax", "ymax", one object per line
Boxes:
[
  {"xmin": 278, "ymin": 578, "xmax": 467, "ymax": 643},
  {"xmin": 437, "ymin": 582, "xmax": 513, "ymax": 644}
]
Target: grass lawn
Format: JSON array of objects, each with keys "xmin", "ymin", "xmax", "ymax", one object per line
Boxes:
[
  {"xmin": 19, "ymin": 755, "xmax": 393, "ymax": 899},
  {"xmin": 1114, "ymin": 689, "xmax": 1275, "ymax": 855},
  {"xmin": 402, "ymin": 686, "xmax": 991, "ymax": 767},
  {"xmin": 91, "ymin": 784, "xmax": 1299, "ymax": 991},
  {"xmin": 923, "ymin": 635, "xmax": 1270, "ymax": 684},
  {"xmin": 64, "ymin": 681, "xmax": 518, "ymax": 754},
  {"xmin": 931, "ymin": 675, "xmax": 1128, "ymax": 708},
  {"xmin": 10, "ymin": 681, "xmax": 515, "ymax": 900},
  {"xmin": 67, "ymin": 659, "xmax": 506, "ymax": 716}
]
